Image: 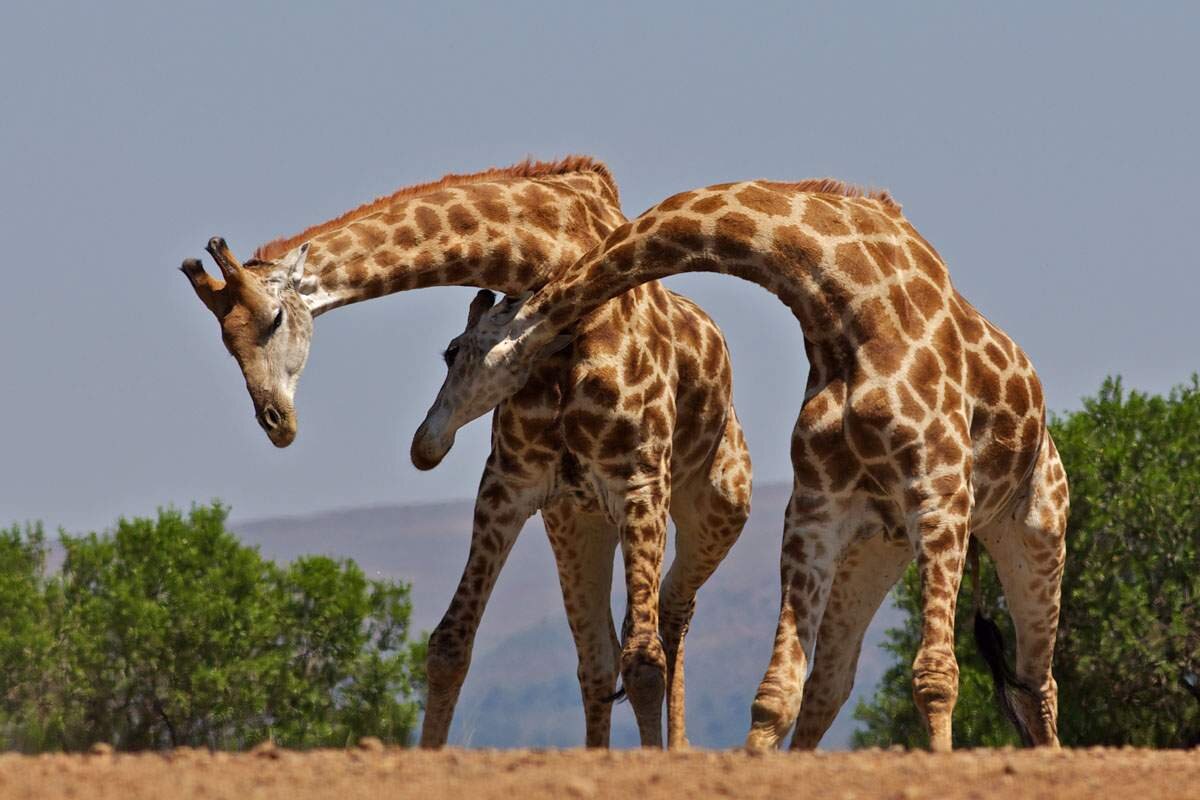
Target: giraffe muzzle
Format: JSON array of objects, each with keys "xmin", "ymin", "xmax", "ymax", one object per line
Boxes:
[
  {"xmin": 257, "ymin": 404, "xmax": 296, "ymax": 447},
  {"xmin": 411, "ymin": 422, "xmax": 454, "ymax": 471}
]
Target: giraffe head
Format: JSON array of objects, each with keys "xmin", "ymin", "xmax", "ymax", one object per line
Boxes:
[
  {"xmin": 410, "ymin": 290, "xmax": 573, "ymax": 470},
  {"xmin": 180, "ymin": 237, "xmax": 313, "ymax": 447}
]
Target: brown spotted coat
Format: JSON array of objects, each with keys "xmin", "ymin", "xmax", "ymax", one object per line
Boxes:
[
  {"xmin": 438, "ymin": 178, "xmax": 1069, "ymax": 752},
  {"xmin": 180, "ymin": 159, "xmax": 753, "ymax": 749}
]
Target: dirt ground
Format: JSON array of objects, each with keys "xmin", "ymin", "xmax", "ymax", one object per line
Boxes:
[{"xmin": 2, "ymin": 744, "xmax": 1197, "ymax": 800}]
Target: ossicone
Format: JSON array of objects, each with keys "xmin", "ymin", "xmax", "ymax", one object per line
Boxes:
[{"xmin": 179, "ymin": 256, "xmax": 230, "ymax": 316}]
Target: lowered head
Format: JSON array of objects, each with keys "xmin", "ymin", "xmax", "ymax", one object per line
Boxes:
[
  {"xmin": 410, "ymin": 289, "xmax": 573, "ymax": 470},
  {"xmin": 180, "ymin": 237, "xmax": 314, "ymax": 447}
]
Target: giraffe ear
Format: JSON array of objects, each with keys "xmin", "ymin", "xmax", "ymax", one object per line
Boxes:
[
  {"xmin": 466, "ymin": 289, "xmax": 496, "ymax": 330},
  {"xmin": 263, "ymin": 243, "xmax": 310, "ymax": 295},
  {"xmin": 284, "ymin": 243, "xmax": 309, "ymax": 287},
  {"xmin": 493, "ymin": 291, "xmax": 533, "ymax": 324}
]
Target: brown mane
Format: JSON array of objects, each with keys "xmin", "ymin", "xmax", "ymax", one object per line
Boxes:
[
  {"xmin": 253, "ymin": 155, "xmax": 620, "ymax": 261},
  {"xmin": 764, "ymin": 178, "xmax": 900, "ymax": 211}
]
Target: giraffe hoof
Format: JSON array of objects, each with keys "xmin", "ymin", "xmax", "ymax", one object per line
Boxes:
[{"xmin": 744, "ymin": 731, "xmax": 775, "ymax": 753}]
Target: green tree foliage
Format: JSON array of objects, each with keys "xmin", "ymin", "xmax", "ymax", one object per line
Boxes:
[
  {"xmin": 0, "ymin": 504, "xmax": 426, "ymax": 752},
  {"xmin": 854, "ymin": 377, "xmax": 1200, "ymax": 749},
  {"xmin": 0, "ymin": 524, "xmax": 60, "ymax": 749}
]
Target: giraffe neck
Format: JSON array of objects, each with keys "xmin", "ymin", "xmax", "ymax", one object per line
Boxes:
[
  {"xmin": 512, "ymin": 209, "xmax": 829, "ymax": 344},
  {"xmin": 512, "ymin": 184, "xmax": 934, "ymax": 373},
  {"xmin": 295, "ymin": 170, "xmax": 624, "ymax": 317}
]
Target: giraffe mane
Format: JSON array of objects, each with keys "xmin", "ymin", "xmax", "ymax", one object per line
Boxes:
[
  {"xmin": 765, "ymin": 178, "xmax": 900, "ymax": 210},
  {"xmin": 252, "ymin": 155, "xmax": 620, "ymax": 262}
]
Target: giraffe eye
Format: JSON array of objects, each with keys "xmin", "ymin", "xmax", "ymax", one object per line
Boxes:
[
  {"xmin": 270, "ymin": 309, "xmax": 284, "ymax": 333},
  {"xmin": 443, "ymin": 344, "xmax": 460, "ymax": 367}
]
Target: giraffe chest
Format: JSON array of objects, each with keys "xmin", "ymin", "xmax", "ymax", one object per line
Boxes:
[{"xmin": 551, "ymin": 449, "xmax": 607, "ymax": 516}]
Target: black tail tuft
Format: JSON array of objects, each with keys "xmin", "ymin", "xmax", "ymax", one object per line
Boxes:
[
  {"xmin": 973, "ymin": 609, "xmax": 1039, "ymax": 747},
  {"xmin": 602, "ymin": 685, "xmax": 628, "ymax": 704}
]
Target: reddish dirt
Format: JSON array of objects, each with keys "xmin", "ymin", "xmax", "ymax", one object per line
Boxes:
[{"xmin": 2, "ymin": 745, "xmax": 1197, "ymax": 799}]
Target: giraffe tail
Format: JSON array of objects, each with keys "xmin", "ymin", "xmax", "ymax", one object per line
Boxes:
[
  {"xmin": 601, "ymin": 605, "xmax": 634, "ymax": 704},
  {"xmin": 601, "ymin": 686, "xmax": 628, "ymax": 704},
  {"xmin": 968, "ymin": 537, "xmax": 1040, "ymax": 747}
]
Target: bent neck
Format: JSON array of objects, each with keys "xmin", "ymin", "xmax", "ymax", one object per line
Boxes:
[
  {"xmin": 290, "ymin": 169, "xmax": 623, "ymax": 317},
  {"xmin": 516, "ymin": 229, "xmax": 794, "ymax": 351},
  {"xmin": 518, "ymin": 183, "xmax": 923, "ymax": 355}
]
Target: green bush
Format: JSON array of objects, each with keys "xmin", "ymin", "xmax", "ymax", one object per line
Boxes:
[
  {"xmin": 854, "ymin": 376, "xmax": 1200, "ymax": 749},
  {"xmin": 0, "ymin": 503, "xmax": 426, "ymax": 752}
]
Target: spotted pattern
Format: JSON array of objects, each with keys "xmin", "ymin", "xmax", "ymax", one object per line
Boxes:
[
  {"xmin": 187, "ymin": 163, "xmax": 753, "ymax": 750},
  {"xmin": 295, "ymin": 176, "xmax": 615, "ymax": 311},
  {"xmin": 310, "ymin": 163, "xmax": 756, "ymax": 749},
  {"xmin": 465, "ymin": 180, "xmax": 1069, "ymax": 752},
  {"xmin": 426, "ymin": 283, "xmax": 753, "ymax": 749}
]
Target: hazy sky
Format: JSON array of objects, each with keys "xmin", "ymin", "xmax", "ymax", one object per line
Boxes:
[{"xmin": 1, "ymin": 2, "xmax": 1197, "ymax": 534}]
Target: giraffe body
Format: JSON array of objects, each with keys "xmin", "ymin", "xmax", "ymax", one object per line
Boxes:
[
  {"xmin": 417, "ymin": 284, "xmax": 751, "ymax": 747},
  {"xmin": 181, "ymin": 159, "xmax": 752, "ymax": 748},
  {"xmin": 418, "ymin": 178, "xmax": 1069, "ymax": 751}
]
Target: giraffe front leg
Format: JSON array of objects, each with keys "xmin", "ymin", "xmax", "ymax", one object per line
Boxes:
[
  {"xmin": 542, "ymin": 503, "xmax": 622, "ymax": 748},
  {"xmin": 419, "ymin": 462, "xmax": 537, "ymax": 748},
  {"xmin": 746, "ymin": 489, "xmax": 842, "ymax": 751},
  {"xmin": 617, "ymin": 475, "xmax": 672, "ymax": 748},
  {"xmin": 906, "ymin": 482, "xmax": 973, "ymax": 753}
]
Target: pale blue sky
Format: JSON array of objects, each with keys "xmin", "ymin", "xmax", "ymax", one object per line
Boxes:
[{"xmin": 1, "ymin": 2, "xmax": 1197, "ymax": 532}]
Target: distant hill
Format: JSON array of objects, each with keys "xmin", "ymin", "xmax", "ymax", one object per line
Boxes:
[{"xmin": 232, "ymin": 482, "xmax": 902, "ymax": 749}]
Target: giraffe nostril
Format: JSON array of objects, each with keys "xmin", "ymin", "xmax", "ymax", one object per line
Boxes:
[{"xmin": 260, "ymin": 406, "xmax": 282, "ymax": 430}]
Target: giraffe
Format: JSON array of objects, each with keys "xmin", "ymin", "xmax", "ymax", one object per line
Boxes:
[
  {"xmin": 180, "ymin": 157, "xmax": 621, "ymax": 448},
  {"xmin": 409, "ymin": 177, "xmax": 1070, "ymax": 752},
  {"xmin": 416, "ymin": 285, "xmax": 752, "ymax": 748},
  {"xmin": 178, "ymin": 157, "xmax": 752, "ymax": 748}
]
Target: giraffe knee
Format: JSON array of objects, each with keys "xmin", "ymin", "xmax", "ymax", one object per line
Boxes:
[
  {"xmin": 577, "ymin": 658, "xmax": 619, "ymax": 704},
  {"xmin": 621, "ymin": 636, "xmax": 666, "ymax": 675},
  {"xmin": 620, "ymin": 636, "xmax": 666, "ymax": 704},
  {"xmin": 911, "ymin": 649, "xmax": 960, "ymax": 721},
  {"xmin": 426, "ymin": 624, "xmax": 472, "ymax": 692}
]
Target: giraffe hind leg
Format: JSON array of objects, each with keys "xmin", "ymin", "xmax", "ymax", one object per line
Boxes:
[
  {"xmin": 905, "ymin": 483, "xmax": 974, "ymax": 753},
  {"xmin": 968, "ymin": 536, "xmax": 1040, "ymax": 746},
  {"xmin": 746, "ymin": 490, "xmax": 845, "ymax": 751},
  {"xmin": 746, "ymin": 391, "xmax": 856, "ymax": 751},
  {"xmin": 790, "ymin": 532, "xmax": 911, "ymax": 749},
  {"xmin": 662, "ymin": 411, "xmax": 752, "ymax": 749},
  {"xmin": 974, "ymin": 435, "xmax": 1068, "ymax": 747},
  {"xmin": 614, "ymin": 470, "xmax": 672, "ymax": 748}
]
